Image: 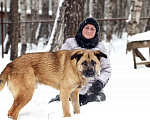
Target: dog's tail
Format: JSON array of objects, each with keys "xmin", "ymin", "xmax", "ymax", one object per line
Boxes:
[{"xmin": 0, "ymin": 63, "xmax": 11, "ymax": 91}]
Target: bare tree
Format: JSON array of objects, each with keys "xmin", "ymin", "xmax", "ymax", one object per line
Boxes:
[
  {"xmin": 64, "ymin": 0, "xmax": 85, "ymax": 41},
  {"xmin": 38, "ymin": 0, "xmax": 49, "ymax": 40},
  {"xmin": 105, "ymin": 0, "xmax": 113, "ymax": 42},
  {"xmin": 93, "ymin": 0, "xmax": 105, "ymax": 41},
  {"xmin": 117, "ymin": 0, "xmax": 127, "ymax": 38},
  {"xmin": 31, "ymin": 0, "xmax": 39, "ymax": 44},
  {"xmin": 128, "ymin": 0, "xmax": 143, "ymax": 35},
  {"xmin": 145, "ymin": 0, "xmax": 150, "ymax": 32},
  {"xmin": 4, "ymin": 1, "xmax": 12, "ymax": 54},
  {"xmin": 140, "ymin": 0, "xmax": 150, "ymax": 32},
  {"xmin": 10, "ymin": 0, "xmax": 19, "ymax": 60},
  {"xmin": 20, "ymin": 0, "xmax": 27, "ymax": 55},
  {"xmin": 84, "ymin": 0, "xmax": 90, "ymax": 17},
  {"xmin": 50, "ymin": 1, "xmax": 65, "ymax": 51},
  {"xmin": 50, "ymin": 0, "xmax": 85, "ymax": 51}
]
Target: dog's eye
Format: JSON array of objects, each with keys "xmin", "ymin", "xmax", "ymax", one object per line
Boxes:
[
  {"xmin": 91, "ymin": 60, "xmax": 96, "ymax": 66},
  {"xmin": 82, "ymin": 61, "xmax": 88, "ymax": 66}
]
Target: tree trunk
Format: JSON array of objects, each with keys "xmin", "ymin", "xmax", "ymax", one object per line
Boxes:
[
  {"xmin": 31, "ymin": 0, "xmax": 39, "ymax": 44},
  {"xmin": 93, "ymin": 0, "xmax": 105, "ymax": 41},
  {"xmin": 84, "ymin": 0, "xmax": 90, "ymax": 17},
  {"xmin": 20, "ymin": 0, "xmax": 27, "ymax": 55},
  {"xmin": 4, "ymin": 0, "xmax": 12, "ymax": 54},
  {"xmin": 10, "ymin": 0, "xmax": 19, "ymax": 60},
  {"xmin": 128, "ymin": 0, "xmax": 143, "ymax": 35},
  {"xmin": 105, "ymin": 0, "xmax": 113, "ymax": 42},
  {"xmin": 50, "ymin": 0, "xmax": 85, "ymax": 51},
  {"xmin": 139, "ymin": 0, "xmax": 149, "ymax": 33},
  {"xmin": 118, "ymin": 0, "xmax": 127, "ymax": 38},
  {"xmin": 50, "ymin": 1, "xmax": 65, "ymax": 51},
  {"xmin": 64, "ymin": 0, "xmax": 85, "ymax": 41},
  {"xmin": 4, "ymin": 0, "xmax": 8, "ymax": 37},
  {"xmin": 143, "ymin": 0, "xmax": 150, "ymax": 32},
  {"xmin": 38, "ymin": 0, "xmax": 49, "ymax": 40}
]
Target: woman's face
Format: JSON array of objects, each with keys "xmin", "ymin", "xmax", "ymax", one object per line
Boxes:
[{"xmin": 82, "ymin": 24, "xmax": 96, "ymax": 39}]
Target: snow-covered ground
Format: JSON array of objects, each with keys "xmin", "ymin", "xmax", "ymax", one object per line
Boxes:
[{"xmin": 0, "ymin": 33, "xmax": 150, "ymax": 120}]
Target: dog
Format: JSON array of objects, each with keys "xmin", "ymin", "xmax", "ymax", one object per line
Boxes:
[{"xmin": 0, "ymin": 49, "xmax": 107, "ymax": 120}]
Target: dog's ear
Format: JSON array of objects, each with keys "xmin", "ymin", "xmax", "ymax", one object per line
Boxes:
[
  {"xmin": 94, "ymin": 51, "xmax": 107, "ymax": 61},
  {"xmin": 71, "ymin": 51, "xmax": 84, "ymax": 62}
]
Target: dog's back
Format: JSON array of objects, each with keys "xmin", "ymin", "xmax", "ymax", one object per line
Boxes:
[{"xmin": 0, "ymin": 50, "xmax": 72, "ymax": 91}]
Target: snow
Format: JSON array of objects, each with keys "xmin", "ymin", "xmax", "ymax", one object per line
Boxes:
[
  {"xmin": 0, "ymin": 7, "xmax": 4, "ymax": 12},
  {"xmin": 49, "ymin": 10, "xmax": 53, "ymax": 16},
  {"xmin": 0, "ymin": 33, "xmax": 150, "ymax": 120},
  {"xmin": 7, "ymin": 8, "xmax": 10, "ymax": 12},
  {"xmin": 39, "ymin": 10, "xmax": 42, "ymax": 15},
  {"xmin": 26, "ymin": 9, "xmax": 31, "ymax": 14},
  {"xmin": 129, "ymin": 30, "xmax": 150, "ymax": 42}
]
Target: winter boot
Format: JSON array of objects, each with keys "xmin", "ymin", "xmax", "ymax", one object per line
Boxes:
[
  {"xmin": 80, "ymin": 92, "xmax": 106, "ymax": 106},
  {"xmin": 49, "ymin": 95, "xmax": 60, "ymax": 103}
]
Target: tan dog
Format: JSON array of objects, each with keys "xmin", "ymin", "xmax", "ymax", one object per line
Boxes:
[{"xmin": 0, "ymin": 49, "xmax": 107, "ymax": 120}]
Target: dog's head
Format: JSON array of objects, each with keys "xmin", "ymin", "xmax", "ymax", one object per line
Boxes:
[{"xmin": 71, "ymin": 50, "xmax": 107, "ymax": 78}]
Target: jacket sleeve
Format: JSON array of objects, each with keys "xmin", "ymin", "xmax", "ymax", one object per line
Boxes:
[
  {"xmin": 60, "ymin": 40, "xmax": 71, "ymax": 50},
  {"xmin": 95, "ymin": 43, "xmax": 112, "ymax": 86}
]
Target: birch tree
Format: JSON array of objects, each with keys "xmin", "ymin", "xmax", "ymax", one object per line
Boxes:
[
  {"xmin": 20, "ymin": 0, "xmax": 27, "ymax": 55},
  {"xmin": 127, "ymin": 0, "xmax": 143, "ymax": 35}
]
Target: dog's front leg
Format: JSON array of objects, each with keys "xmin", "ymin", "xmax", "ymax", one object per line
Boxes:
[
  {"xmin": 60, "ymin": 89, "xmax": 71, "ymax": 117},
  {"xmin": 70, "ymin": 88, "xmax": 81, "ymax": 114}
]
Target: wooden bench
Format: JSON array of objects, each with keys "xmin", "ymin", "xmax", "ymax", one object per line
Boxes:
[{"xmin": 127, "ymin": 40, "xmax": 150, "ymax": 69}]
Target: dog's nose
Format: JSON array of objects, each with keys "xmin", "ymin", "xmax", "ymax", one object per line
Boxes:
[
  {"xmin": 83, "ymin": 69, "xmax": 95, "ymax": 78},
  {"xmin": 87, "ymin": 70, "xmax": 95, "ymax": 77}
]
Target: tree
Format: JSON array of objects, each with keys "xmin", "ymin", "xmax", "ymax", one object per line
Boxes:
[
  {"xmin": 93, "ymin": 0, "xmax": 105, "ymax": 41},
  {"xmin": 64, "ymin": 0, "xmax": 85, "ymax": 41},
  {"xmin": 49, "ymin": 0, "xmax": 65, "ymax": 51},
  {"xmin": 38, "ymin": 0, "xmax": 49, "ymax": 40},
  {"xmin": 31, "ymin": 0, "xmax": 39, "ymax": 44},
  {"xmin": 141, "ymin": 0, "xmax": 150, "ymax": 32},
  {"xmin": 4, "ymin": 0, "xmax": 12, "ymax": 54},
  {"xmin": 10, "ymin": 0, "xmax": 19, "ymax": 60},
  {"xmin": 20, "ymin": 0, "xmax": 27, "ymax": 55},
  {"xmin": 115, "ymin": 0, "xmax": 127, "ymax": 38},
  {"xmin": 50, "ymin": 0, "xmax": 85, "ymax": 51},
  {"xmin": 127, "ymin": 0, "xmax": 143, "ymax": 35},
  {"xmin": 105, "ymin": 0, "xmax": 113, "ymax": 42}
]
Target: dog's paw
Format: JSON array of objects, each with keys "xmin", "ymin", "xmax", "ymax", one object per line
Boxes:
[
  {"xmin": 64, "ymin": 113, "xmax": 71, "ymax": 117},
  {"xmin": 74, "ymin": 110, "xmax": 80, "ymax": 114},
  {"xmin": 8, "ymin": 115, "xmax": 13, "ymax": 119}
]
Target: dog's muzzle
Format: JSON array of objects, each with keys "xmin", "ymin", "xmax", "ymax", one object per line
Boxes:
[{"xmin": 82, "ymin": 69, "xmax": 95, "ymax": 78}]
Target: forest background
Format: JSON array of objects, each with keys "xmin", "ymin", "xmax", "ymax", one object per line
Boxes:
[{"xmin": 0, "ymin": 0, "xmax": 149, "ymax": 60}]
